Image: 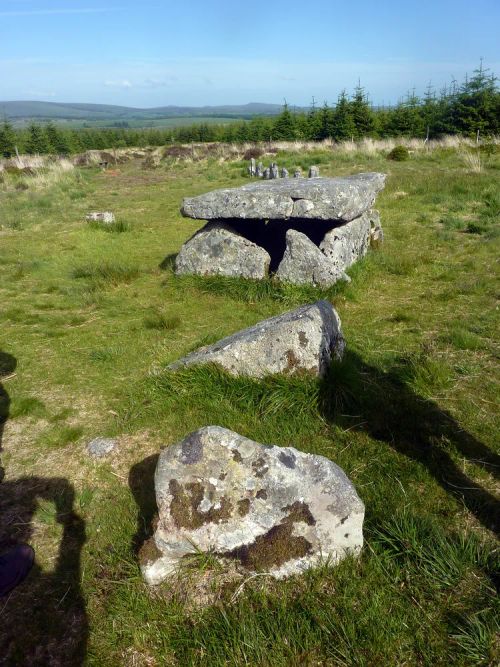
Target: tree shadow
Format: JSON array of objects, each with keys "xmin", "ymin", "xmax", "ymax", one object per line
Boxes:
[
  {"xmin": 0, "ymin": 351, "xmax": 88, "ymax": 665},
  {"xmin": 129, "ymin": 454, "xmax": 159, "ymax": 555},
  {"xmin": 320, "ymin": 351, "xmax": 500, "ymax": 536},
  {"xmin": 0, "ymin": 351, "xmax": 17, "ymax": 483}
]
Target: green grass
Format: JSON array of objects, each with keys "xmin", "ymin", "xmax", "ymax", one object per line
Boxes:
[{"xmin": 0, "ymin": 147, "xmax": 498, "ymax": 665}]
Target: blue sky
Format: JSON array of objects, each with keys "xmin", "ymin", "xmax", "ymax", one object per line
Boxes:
[{"xmin": 1, "ymin": 0, "xmax": 499, "ymax": 106}]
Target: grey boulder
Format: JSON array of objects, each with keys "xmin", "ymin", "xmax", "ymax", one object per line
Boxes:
[
  {"xmin": 319, "ymin": 212, "xmax": 372, "ymax": 273},
  {"xmin": 276, "ymin": 229, "xmax": 347, "ymax": 287},
  {"xmin": 140, "ymin": 426, "xmax": 365, "ymax": 585},
  {"xmin": 174, "ymin": 222, "xmax": 271, "ymax": 279},
  {"xmin": 168, "ymin": 300, "xmax": 344, "ymax": 378},
  {"xmin": 308, "ymin": 165, "xmax": 320, "ymax": 178},
  {"xmin": 181, "ymin": 173, "xmax": 386, "ymax": 223}
]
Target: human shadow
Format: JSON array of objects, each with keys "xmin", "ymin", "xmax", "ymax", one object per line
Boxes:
[
  {"xmin": 320, "ymin": 351, "xmax": 500, "ymax": 536},
  {"xmin": 0, "ymin": 351, "xmax": 87, "ymax": 664},
  {"xmin": 0, "ymin": 476, "xmax": 87, "ymax": 665},
  {"xmin": 129, "ymin": 454, "xmax": 159, "ymax": 556},
  {"xmin": 0, "ymin": 351, "xmax": 17, "ymax": 483}
]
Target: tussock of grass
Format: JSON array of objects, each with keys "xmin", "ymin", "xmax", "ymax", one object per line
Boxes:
[
  {"xmin": 143, "ymin": 310, "xmax": 181, "ymax": 331},
  {"xmin": 71, "ymin": 262, "xmax": 140, "ymax": 284},
  {"xmin": 37, "ymin": 424, "xmax": 84, "ymax": 449}
]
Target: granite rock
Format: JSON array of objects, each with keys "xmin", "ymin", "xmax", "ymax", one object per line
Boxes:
[
  {"xmin": 181, "ymin": 173, "xmax": 385, "ymax": 222},
  {"xmin": 168, "ymin": 300, "xmax": 344, "ymax": 378},
  {"xmin": 276, "ymin": 229, "xmax": 346, "ymax": 287},
  {"xmin": 174, "ymin": 222, "xmax": 271, "ymax": 279},
  {"xmin": 140, "ymin": 426, "xmax": 364, "ymax": 584}
]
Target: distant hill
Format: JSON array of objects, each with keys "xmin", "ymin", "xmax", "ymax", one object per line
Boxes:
[{"xmin": 0, "ymin": 100, "xmax": 290, "ymax": 125}]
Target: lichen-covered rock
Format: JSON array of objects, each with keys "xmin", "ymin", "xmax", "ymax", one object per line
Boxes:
[
  {"xmin": 276, "ymin": 230, "xmax": 346, "ymax": 287},
  {"xmin": 174, "ymin": 222, "xmax": 270, "ymax": 279},
  {"xmin": 308, "ymin": 165, "xmax": 320, "ymax": 178},
  {"xmin": 140, "ymin": 426, "xmax": 364, "ymax": 585},
  {"xmin": 181, "ymin": 173, "xmax": 386, "ymax": 222},
  {"xmin": 270, "ymin": 162, "xmax": 279, "ymax": 179},
  {"xmin": 168, "ymin": 300, "xmax": 344, "ymax": 378},
  {"xmin": 319, "ymin": 212, "xmax": 372, "ymax": 273}
]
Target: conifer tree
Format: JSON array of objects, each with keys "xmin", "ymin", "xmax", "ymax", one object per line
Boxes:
[
  {"xmin": 331, "ymin": 91, "xmax": 355, "ymax": 141},
  {"xmin": 25, "ymin": 122, "xmax": 49, "ymax": 154},
  {"xmin": 0, "ymin": 119, "xmax": 16, "ymax": 157},
  {"xmin": 273, "ymin": 102, "xmax": 296, "ymax": 140},
  {"xmin": 350, "ymin": 82, "xmax": 375, "ymax": 138}
]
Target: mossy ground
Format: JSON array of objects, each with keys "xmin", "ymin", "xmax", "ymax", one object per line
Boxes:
[{"xmin": 0, "ymin": 147, "xmax": 498, "ymax": 665}]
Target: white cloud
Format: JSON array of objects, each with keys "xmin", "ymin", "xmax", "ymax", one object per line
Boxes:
[{"xmin": 104, "ymin": 79, "xmax": 133, "ymax": 89}]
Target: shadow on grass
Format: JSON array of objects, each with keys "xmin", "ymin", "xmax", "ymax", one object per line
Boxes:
[
  {"xmin": 0, "ymin": 351, "xmax": 17, "ymax": 482},
  {"xmin": 129, "ymin": 454, "xmax": 159, "ymax": 555},
  {"xmin": 159, "ymin": 254, "xmax": 177, "ymax": 271},
  {"xmin": 0, "ymin": 477, "xmax": 87, "ymax": 665},
  {"xmin": 321, "ymin": 351, "xmax": 500, "ymax": 537},
  {"xmin": 0, "ymin": 350, "xmax": 87, "ymax": 664}
]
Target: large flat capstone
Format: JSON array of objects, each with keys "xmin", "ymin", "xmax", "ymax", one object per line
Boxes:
[
  {"xmin": 181, "ymin": 173, "xmax": 386, "ymax": 223},
  {"xmin": 140, "ymin": 426, "xmax": 365, "ymax": 584},
  {"xmin": 167, "ymin": 300, "xmax": 345, "ymax": 378}
]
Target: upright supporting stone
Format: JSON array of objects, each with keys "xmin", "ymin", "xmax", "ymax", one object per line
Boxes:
[
  {"xmin": 263, "ymin": 167, "xmax": 271, "ymax": 180},
  {"xmin": 308, "ymin": 165, "xmax": 320, "ymax": 178},
  {"xmin": 270, "ymin": 162, "xmax": 279, "ymax": 179},
  {"xmin": 280, "ymin": 167, "xmax": 289, "ymax": 178},
  {"xmin": 293, "ymin": 168, "xmax": 302, "ymax": 178},
  {"xmin": 256, "ymin": 162, "xmax": 264, "ymax": 178},
  {"xmin": 248, "ymin": 158, "xmax": 256, "ymax": 177}
]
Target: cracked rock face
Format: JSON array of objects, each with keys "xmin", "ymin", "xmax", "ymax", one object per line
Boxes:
[
  {"xmin": 167, "ymin": 300, "xmax": 344, "ymax": 378},
  {"xmin": 319, "ymin": 212, "xmax": 372, "ymax": 273},
  {"xmin": 174, "ymin": 221, "xmax": 271, "ymax": 279},
  {"xmin": 140, "ymin": 426, "xmax": 365, "ymax": 584},
  {"xmin": 276, "ymin": 229, "xmax": 347, "ymax": 287},
  {"xmin": 181, "ymin": 173, "xmax": 386, "ymax": 223}
]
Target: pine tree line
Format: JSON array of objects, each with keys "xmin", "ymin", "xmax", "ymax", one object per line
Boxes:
[{"xmin": 1, "ymin": 63, "xmax": 498, "ymax": 157}]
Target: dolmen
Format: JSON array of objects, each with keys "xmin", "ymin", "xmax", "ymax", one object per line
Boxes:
[
  {"xmin": 140, "ymin": 426, "xmax": 365, "ymax": 585},
  {"xmin": 175, "ymin": 172, "xmax": 385, "ymax": 287}
]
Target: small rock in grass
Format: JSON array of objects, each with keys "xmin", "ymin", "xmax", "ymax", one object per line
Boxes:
[
  {"xmin": 87, "ymin": 437, "xmax": 117, "ymax": 458},
  {"xmin": 140, "ymin": 426, "xmax": 365, "ymax": 585},
  {"xmin": 86, "ymin": 211, "xmax": 115, "ymax": 224}
]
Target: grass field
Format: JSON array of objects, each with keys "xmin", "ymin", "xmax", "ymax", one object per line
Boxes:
[{"xmin": 0, "ymin": 143, "xmax": 499, "ymax": 665}]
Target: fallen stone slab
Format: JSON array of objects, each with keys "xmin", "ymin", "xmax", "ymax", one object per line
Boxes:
[
  {"xmin": 140, "ymin": 426, "xmax": 365, "ymax": 585},
  {"xmin": 319, "ymin": 212, "xmax": 372, "ymax": 273},
  {"xmin": 174, "ymin": 221, "xmax": 271, "ymax": 279},
  {"xmin": 181, "ymin": 172, "xmax": 386, "ymax": 223},
  {"xmin": 276, "ymin": 229, "xmax": 347, "ymax": 287},
  {"xmin": 167, "ymin": 300, "xmax": 344, "ymax": 377}
]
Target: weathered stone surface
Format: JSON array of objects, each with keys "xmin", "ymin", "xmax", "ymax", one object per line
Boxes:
[
  {"xmin": 263, "ymin": 167, "xmax": 271, "ymax": 180},
  {"xmin": 293, "ymin": 168, "xmax": 302, "ymax": 178},
  {"xmin": 280, "ymin": 167, "xmax": 289, "ymax": 178},
  {"xmin": 86, "ymin": 437, "xmax": 117, "ymax": 458},
  {"xmin": 175, "ymin": 222, "xmax": 270, "ymax": 279},
  {"xmin": 270, "ymin": 162, "xmax": 279, "ymax": 179},
  {"xmin": 319, "ymin": 212, "xmax": 372, "ymax": 273},
  {"xmin": 248, "ymin": 158, "xmax": 256, "ymax": 177},
  {"xmin": 368, "ymin": 208, "xmax": 384, "ymax": 248},
  {"xmin": 276, "ymin": 230, "xmax": 347, "ymax": 287},
  {"xmin": 140, "ymin": 426, "xmax": 364, "ymax": 584},
  {"xmin": 308, "ymin": 165, "xmax": 320, "ymax": 178},
  {"xmin": 85, "ymin": 211, "xmax": 115, "ymax": 224},
  {"xmin": 181, "ymin": 173, "xmax": 385, "ymax": 222},
  {"xmin": 256, "ymin": 162, "xmax": 264, "ymax": 178},
  {"xmin": 168, "ymin": 300, "xmax": 344, "ymax": 378}
]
